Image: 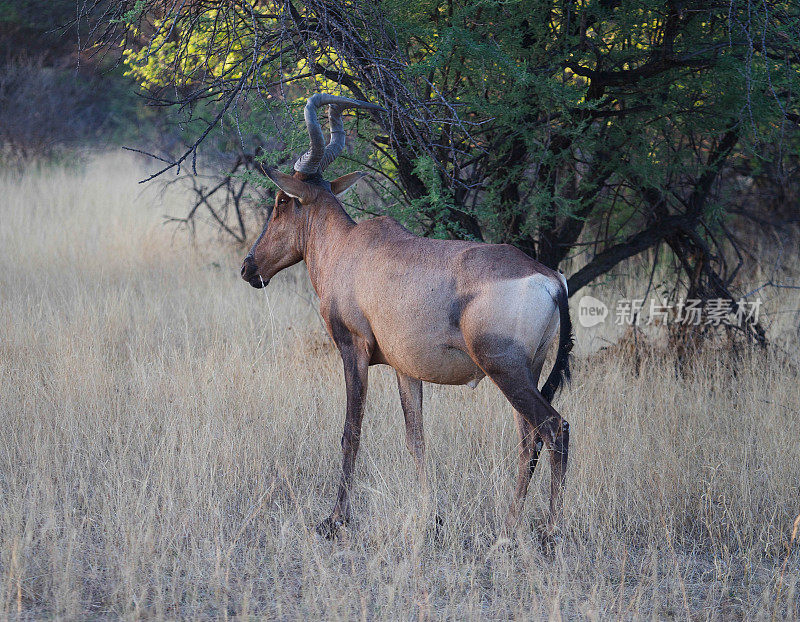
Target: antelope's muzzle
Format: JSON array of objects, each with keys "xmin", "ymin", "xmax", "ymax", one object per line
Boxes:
[{"xmin": 240, "ymin": 255, "xmax": 267, "ymax": 288}]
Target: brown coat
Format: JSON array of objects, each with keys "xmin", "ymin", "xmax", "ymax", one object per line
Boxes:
[{"xmin": 241, "ymin": 169, "xmax": 573, "ymax": 539}]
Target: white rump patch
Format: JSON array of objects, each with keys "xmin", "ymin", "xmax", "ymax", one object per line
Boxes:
[{"xmin": 557, "ymin": 270, "xmax": 568, "ymax": 295}]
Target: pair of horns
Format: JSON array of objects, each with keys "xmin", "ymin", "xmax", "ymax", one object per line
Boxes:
[{"xmin": 293, "ymin": 93, "xmax": 386, "ymax": 175}]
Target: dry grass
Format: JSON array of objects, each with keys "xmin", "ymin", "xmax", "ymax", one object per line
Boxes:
[{"xmin": 1, "ymin": 154, "xmax": 799, "ymax": 620}]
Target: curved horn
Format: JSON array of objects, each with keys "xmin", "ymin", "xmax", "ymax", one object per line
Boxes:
[{"xmin": 293, "ymin": 93, "xmax": 386, "ymax": 175}]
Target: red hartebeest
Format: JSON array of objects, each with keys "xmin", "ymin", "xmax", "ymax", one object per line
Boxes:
[{"xmin": 241, "ymin": 94, "xmax": 573, "ymax": 539}]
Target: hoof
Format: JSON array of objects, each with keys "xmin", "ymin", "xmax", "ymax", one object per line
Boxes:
[
  {"xmin": 315, "ymin": 516, "xmax": 346, "ymax": 539},
  {"xmin": 430, "ymin": 514, "xmax": 445, "ymax": 544},
  {"xmin": 539, "ymin": 529, "xmax": 563, "ymax": 554},
  {"xmin": 461, "ymin": 531, "xmax": 493, "ymax": 552}
]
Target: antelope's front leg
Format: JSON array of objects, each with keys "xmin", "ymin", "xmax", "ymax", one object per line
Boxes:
[
  {"xmin": 316, "ymin": 337, "xmax": 370, "ymax": 538},
  {"xmin": 395, "ymin": 372, "xmax": 428, "ymax": 493}
]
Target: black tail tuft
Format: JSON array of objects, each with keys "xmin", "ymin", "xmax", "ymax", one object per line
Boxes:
[{"xmin": 541, "ymin": 284, "xmax": 574, "ymax": 403}]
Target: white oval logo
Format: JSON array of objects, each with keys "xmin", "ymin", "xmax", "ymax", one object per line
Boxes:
[{"xmin": 577, "ymin": 295, "xmax": 608, "ymax": 327}]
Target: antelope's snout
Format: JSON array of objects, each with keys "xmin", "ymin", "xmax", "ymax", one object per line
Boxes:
[{"xmin": 241, "ymin": 255, "xmax": 268, "ymax": 288}]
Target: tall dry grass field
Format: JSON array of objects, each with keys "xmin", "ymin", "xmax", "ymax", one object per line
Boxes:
[{"xmin": 1, "ymin": 154, "xmax": 799, "ymax": 620}]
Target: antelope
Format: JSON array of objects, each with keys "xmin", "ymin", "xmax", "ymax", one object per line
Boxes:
[{"xmin": 241, "ymin": 93, "xmax": 573, "ymax": 539}]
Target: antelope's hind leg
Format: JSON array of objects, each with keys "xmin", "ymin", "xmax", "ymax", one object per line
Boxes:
[
  {"xmin": 502, "ymin": 378, "xmax": 568, "ymax": 537},
  {"xmin": 505, "ymin": 358, "xmax": 546, "ymax": 532},
  {"xmin": 506, "ymin": 409, "xmax": 544, "ymax": 532},
  {"xmin": 468, "ymin": 343, "xmax": 569, "ymax": 537}
]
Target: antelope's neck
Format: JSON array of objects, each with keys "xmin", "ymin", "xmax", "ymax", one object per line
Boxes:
[{"xmin": 301, "ymin": 201, "xmax": 355, "ymax": 298}]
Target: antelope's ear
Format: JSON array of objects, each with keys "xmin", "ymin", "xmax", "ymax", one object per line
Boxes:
[
  {"xmin": 330, "ymin": 171, "xmax": 367, "ymax": 198},
  {"xmin": 263, "ymin": 167, "xmax": 313, "ymax": 203}
]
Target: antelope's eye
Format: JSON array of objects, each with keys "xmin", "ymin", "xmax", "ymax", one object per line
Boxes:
[{"xmin": 278, "ymin": 197, "xmax": 288, "ymax": 204}]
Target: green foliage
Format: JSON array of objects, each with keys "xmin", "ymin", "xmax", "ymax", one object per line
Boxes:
[
  {"xmin": 373, "ymin": 1, "xmax": 796, "ymax": 246},
  {"xmin": 408, "ymin": 155, "xmax": 461, "ymax": 238},
  {"xmin": 112, "ymin": 0, "xmax": 147, "ymax": 25},
  {"xmin": 109, "ymin": 0, "xmax": 800, "ymax": 300}
]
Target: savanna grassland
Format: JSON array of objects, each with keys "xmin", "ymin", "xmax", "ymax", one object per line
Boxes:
[{"xmin": 1, "ymin": 154, "xmax": 799, "ymax": 620}]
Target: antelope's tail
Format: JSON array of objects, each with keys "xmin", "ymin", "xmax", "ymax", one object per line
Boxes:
[{"xmin": 541, "ymin": 277, "xmax": 573, "ymax": 403}]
